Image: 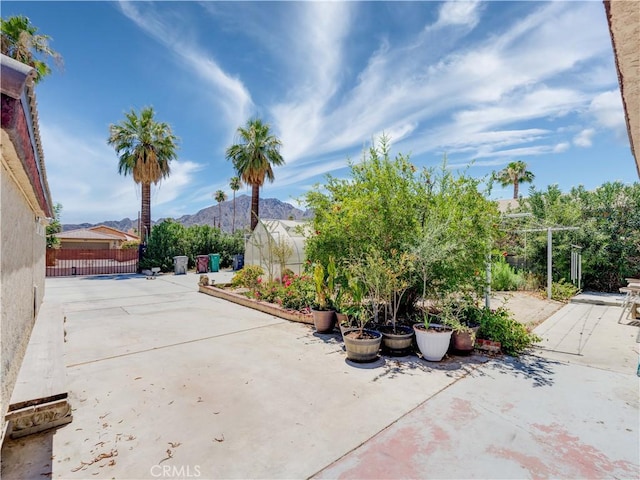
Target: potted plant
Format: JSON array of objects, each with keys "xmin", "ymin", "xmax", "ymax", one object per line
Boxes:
[
  {"xmin": 333, "ymin": 282, "xmax": 354, "ymax": 336},
  {"xmin": 341, "ymin": 270, "xmax": 382, "ymax": 362},
  {"xmin": 310, "ymin": 257, "xmax": 337, "ymax": 333},
  {"xmin": 413, "ymin": 308, "xmax": 453, "ymax": 362},
  {"xmin": 447, "ymin": 303, "xmax": 480, "ymax": 354},
  {"xmin": 378, "ymin": 252, "xmax": 415, "ymax": 355}
]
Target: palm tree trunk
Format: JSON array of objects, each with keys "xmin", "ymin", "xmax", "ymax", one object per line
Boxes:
[
  {"xmin": 232, "ymin": 191, "xmax": 236, "ymax": 233},
  {"xmin": 251, "ymin": 184, "xmax": 260, "ymax": 231},
  {"xmin": 141, "ymin": 182, "xmax": 151, "ymax": 243},
  {"xmin": 218, "ymin": 203, "xmax": 222, "ymax": 230},
  {"xmin": 513, "ymin": 180, "xmax": 519, "ymax": 199}
]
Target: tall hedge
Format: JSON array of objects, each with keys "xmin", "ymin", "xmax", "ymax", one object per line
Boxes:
[
  {"xmin": 304, "ymin": 136, "xmax": 499, "ymax": 301},
  {"xmin": 523, "ymin": 182, "xmax": 640, "ymax": 292},
  {"xmin": 140, "ymin": 219, "xmax": 244, "ymax": 272}
]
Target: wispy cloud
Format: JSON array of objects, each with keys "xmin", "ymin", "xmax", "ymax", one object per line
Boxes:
[
  {"xmin": 32, "ymin": 0, "xmax": 632, "ymax": 224},
  {"xmin": 270, "ymin": 2, "xmax": 353, "ymax": 162},
  {"xmin": 117, "ymin": 1, "xmax": 253, "ymax": 132},
  {"xmin": 268, "ymin": 0, "xmax": 613, "ymax": 180}
]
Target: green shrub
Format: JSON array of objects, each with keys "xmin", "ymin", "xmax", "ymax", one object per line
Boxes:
[
  {"xmin": 121, "ymin": 240, "xmax": 140, "ymax": 250},
  {"xmin": 304, "ymin": 135, "xmax": 499, "ymax": 302},
  {"xmin": 550, "ymin": 278, "xmax": 579, "ymax": 302},
  {"xmin": 524, "ymin": 182, "xmax": 640, "ymax": 292},
  {"xmin": 477, "ymin": 307, "xmax": 541, "ymax": 356},
  {"xmin": 140, "ymin": 220, "xmax": 244, "ymax": 271},
  {"xmin": 231, "ymin": 265, "xmax": 264, "ymax": 290},
  {"xmin": 491, "ymin": 258, "xmax": 524, "ymax": 291},
  {"xmin": 139, "ymin": 220, "xmax": 189, "ymax": 271},
  {"xmin": 280, "ymin": 274, "xmax": 315, "ymax": 311}
]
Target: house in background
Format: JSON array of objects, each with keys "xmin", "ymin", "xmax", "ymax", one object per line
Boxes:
[
  {"xmin": 54, "ymin": 225, "xmax": 139, "ymax": 250},
  {"xmin": 1, "ymin": 54, "xmax": 59, "ymax": 441}
]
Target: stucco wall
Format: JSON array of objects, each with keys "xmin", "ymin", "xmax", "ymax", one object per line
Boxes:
[
  {"xmin": 605, "ymin": 0, "xmax": 640, "ymax": 175},
  {"xmin": 0, "ymin": 161, "xmax": 46, "ymax": 425}
]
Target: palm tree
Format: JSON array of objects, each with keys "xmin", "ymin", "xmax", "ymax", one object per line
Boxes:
[
  {"xmin": 494, "ymin": 161, "xmax": 535, "ymax": 199},
  {"xmin": 229, "ymin": 176, "xmax": 241, "ymax": 233},
  {"xmin": 214, "ymin": 189, "xmax": 227, "ymax": 229},
  {"xmin": 225, "ymin": 118, "xmax": 284, "ymax": 230},
  {"xmin": 1, "ymin": 15, "xmax": 62, "ymax": 83},
  {"xmin": 107, "ymin": 107, "xmax": 178, "ymax": 243}
]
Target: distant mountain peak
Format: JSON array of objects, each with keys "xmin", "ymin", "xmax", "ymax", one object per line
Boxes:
[{"xmin": 62, "ymin": 197, "xmax": 312, "ymax": 233}]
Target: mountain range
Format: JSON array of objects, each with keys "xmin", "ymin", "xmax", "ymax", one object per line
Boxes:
[{"xmin": 62, "ymin": 195, "xmax": 312, "ymax": 233}]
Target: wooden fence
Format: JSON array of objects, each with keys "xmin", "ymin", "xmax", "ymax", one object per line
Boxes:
[{"xmin": 46, "ymin": 248, "xmax": 139, "ymax": 277}]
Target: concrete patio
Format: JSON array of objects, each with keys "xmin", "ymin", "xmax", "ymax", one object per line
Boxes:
[{"xmin": 2, "ymin": 272, "xmax": 639, "ymax": 479}]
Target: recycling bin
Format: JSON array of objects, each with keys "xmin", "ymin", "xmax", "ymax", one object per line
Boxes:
[
  {"xmin": 232, "ymin": 254, "xmax": 244, "ymax": 271},
  {"xmin": 209, "ymin": 253, "xmax": 220, "ymax": 272},
  {"xmin": 196, "ymin": 255, "xmax": 209, "ymax": 273},
  {"xmin": 173, "ymin": 255, "xmax": 188, "ymax": 275}
]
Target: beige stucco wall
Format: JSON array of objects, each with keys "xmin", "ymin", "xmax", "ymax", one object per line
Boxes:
[
  {"xmin": 0, "ymin": 160, "xmax": 46, "ymax": 428},
  {"xmin": 606, "ymin": 0, "xmax": 640, "ymax": 175}
]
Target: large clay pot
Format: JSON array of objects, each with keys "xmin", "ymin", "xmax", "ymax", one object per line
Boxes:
[
  {"xmin": 379, "ymin": 325, "xmax": 414, "ymax": 355},
  {"xmin": 336, "ymin": 312, "xmax": 350, "ymax": 335},
  {"xmin": 311, "ymin": 309, "xmax": 336, "ymax": 333},
  {"xmin": 343, "ymin": 329, "xmax": 382, "ymax": 362},
  {"xmin": 451, "ymin": 326, "xmax": 479, "ymax": 354},
  {"xmin": 413, "ymin": 323, "xmax": 453, "ymax": 361}
]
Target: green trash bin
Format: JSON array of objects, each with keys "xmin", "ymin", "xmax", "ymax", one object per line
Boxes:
[{"xmin": 209, "ymin": 253, "xmax": 220, "ymax": 272}]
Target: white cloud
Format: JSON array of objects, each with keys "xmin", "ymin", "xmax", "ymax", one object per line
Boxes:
[
  {"xmin": 269, "ymin": 0, "xmax": 611, "ymax": 180},
  {"xmin": 117, "ymin": 1, "xmax": 253, "ymax": 130},
  {"xmin": 433, "ymin": 0, "xmax": 482, "ymax": 29},
  {"xmin": 588, "ymin": 90, "xmax": 626, "ymax": 135},
  {"xmin": 574, "ymin": 128, "xmax": 596, "ymax": 148},
  {"xmin": 42, "ymin": 1, "xmax": 626, "ymax": 223},
  {"xmin": 271, "ymin": 2, "xmax": 353, "ymax": 162}
]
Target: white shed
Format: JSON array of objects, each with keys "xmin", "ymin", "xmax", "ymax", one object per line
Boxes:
[{"xmin": 244, "ymin": 219, "xmax": 309, "ymax": 280}]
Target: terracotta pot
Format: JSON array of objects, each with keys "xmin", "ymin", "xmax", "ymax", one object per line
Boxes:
[
  {"xmin": 451, "ymin": 326, "xmax": 479, "ymax": 354},
  {"xmin": 311, "ymin": 309, "xmax": 336, "ymax": 333},
  {"xmin": 336, "ymin": 312, "xmax": 348, "ymax": 329},
  {"xmin": 343, "ymin": 329, "xmax": 382, "ymax": 362},
  {"xmin": 379, "ymin": 325, "xmax": 414, "ymax": 355},
  {"xmin": 413, "ymin": 323, "xmax": 453, "ymax": 361}
]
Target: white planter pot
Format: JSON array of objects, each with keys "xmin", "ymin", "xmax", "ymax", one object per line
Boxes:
[{"xmin": 413, "ymin": 323, "xmax": 453, "ymax": 362}]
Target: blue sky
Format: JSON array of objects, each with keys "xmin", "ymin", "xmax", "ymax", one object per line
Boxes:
[{"xmin": 4, "ymin": 1, "xmax": 637, "ymax": 224}]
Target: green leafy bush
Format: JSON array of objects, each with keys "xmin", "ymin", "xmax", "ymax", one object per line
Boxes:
[
  {"xmin": 231, "ymin": 265, "xmax": 264, "ymax": 290},
  {"xmin": 304, "ymin": 135, "xmax": 499, "ymax": 302},
  {"xmin": 477, "ymin": 307, "xmax": 541, "ymax": 356},
  {"xmin": 121, "ymin": 240, "xmax": 140, "ymax": 250},
  {"xmin": 521, "ymin": 182, "xmax": 640, "ymax": 292},
  {"xmin": 491, "ymin": 257, "xmax": 524, "ymax": 291},
  {"xmin": 550, "ymin": 278, "xmax": 579, "ymax": 302},
  {"xmin": 280, "ymin": 275, "xmax": 315, "ymax": 310},
  {"xmin": 139, "ymin": 220, "xmax": 189, "ymax": 271},
  {"xmin": 140, "ymin": 220, "xmax": 244, "ymax": 271}
]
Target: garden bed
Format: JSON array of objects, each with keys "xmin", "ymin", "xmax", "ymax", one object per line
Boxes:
[{"xmin": 199, "ymin": 284, "xmax": 314, "ymax": 325}]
